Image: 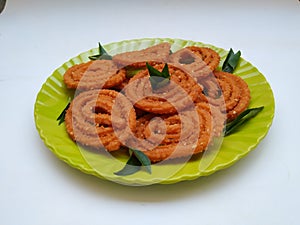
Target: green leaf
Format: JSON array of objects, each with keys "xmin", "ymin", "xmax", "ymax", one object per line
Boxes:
[
  {"xmin": 88, "ymin": 42, "xmax": 112, "ymax": 60},
  {"xmin": 224, "ymin": 106, "xmax": 264, "ymax": 136},
  {"xmin": 114, "ymin": 148, "xmax": 152, "ymax": 176},
  {"xmin": 222, "ymin": 48, "xmax": 234, "ymax": 71},
  {"xmin": 56, "ymin": 102, "xmax": 70, "ymax": 125},
  {"xmin": 161, "ymin": 63, "xmax": 170, "ymax": 78},
  {"xmin": 146, "ymin": 62, "xmax": 171, "ymax": 90},
  {"xmin": 131, "ymin": 149, "xmax": 151, "ymax": 174},
  {"xmin": 222, "ymin": 48, "xmax": 241, "ymax": 73},
  {"xmin": 125, "ymin": 67, "xmax": 142, "ymax": 78},
  {"xmin": 114, "ymin": 153, "xmax": 141, "ymax": 176}
]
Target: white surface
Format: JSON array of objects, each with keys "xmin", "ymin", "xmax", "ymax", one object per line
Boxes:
[{"xmin": 1, "ymin": 0, "xmax": 300, "ymax": 224}]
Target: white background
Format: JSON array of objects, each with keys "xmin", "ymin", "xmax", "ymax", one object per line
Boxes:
[{"xmin": 1, "ymin": 0, "xmax": 300, "ymax": 224}]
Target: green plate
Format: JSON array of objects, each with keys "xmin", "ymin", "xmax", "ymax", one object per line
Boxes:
[{"xmin": 34, "ymin": 38, "xmax": 275, "ymax": 186}]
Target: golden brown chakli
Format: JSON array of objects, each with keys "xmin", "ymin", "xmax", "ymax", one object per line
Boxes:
[
  {"xmin": 65, "ymin": 89, "xmax": 136, "ymax": 151},
  {"xmin": 63, "ymin": 60, "xmax": 126, "ymax": 91},
  {"xmin": 62, "ymin": 42, "xmax": 251, "ymax": 163}
]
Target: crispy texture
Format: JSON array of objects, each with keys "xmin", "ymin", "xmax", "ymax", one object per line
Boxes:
[
  {"xmin": 168, "ymin": 48, "xmax": 212, "ymax": 79},
  {"xmin": 200, "ymin": 71, "xmax": 251, "ymax": 121},
  {"xmin": 168, "ymin": 46, "xmax": 220, "ymax": 79},
  {"xmin": 195, "ymin": 101, "xmax": 226, "ymax": 137},
  {"xmin": 63, "ymin": 60, "xmax": 126, "ymax": 91},
  {"xmin": 63, "ymin": 43, "xmax": 252, "ymax": 163},
  {"xmin": 186, "ymin": 46, "xmax": 220, "ymax": 71},
  {"xmin": 112, "ymin": 62, "xmax": 159, "ymax": 91},
  {"xmin": 112, "ymin": 42, "xmax": 171, "ymax": 67},
  {"xmin": 124, "ymin": 63, "xmax": 202, "ymax": 114},
  {"xmin": 131, "ymin": 108, "xmax": 213, "ymax": 162},
  {"xmin": 65, "ymin": 89, "xmax": 136, "ymax": 151}
]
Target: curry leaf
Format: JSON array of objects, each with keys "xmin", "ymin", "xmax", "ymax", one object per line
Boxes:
[
  {"xmin": 146, "ymin": 62, "xmax": 171, "ymax": 90},
  {"xmin": 131, "ymin": 149, "xmax": 151, "ymax": 174},
  {"xmin": 89, "ymin": 42, "xmax": 112, "ymax": 60},
  {"xmin": 224, "ymin": 106, "xmax": 264, "ymax": 136},
  {"xmin": 222, "ymin": 48, "xmax": 241, "ymax": 73},
  {"xmin": 114, "ymin": 148, "xmax": 151, "ymax": 176},
  {"xmin": 114, "ymin": 153, "xmax": 142, "ymax": 176},
  {"xmin": 56, "ymin": 102, "xmax": 70, "ymax": 125},
  {"xmin": 125, "ymin": 66, "xmax": 142, "ymax": 78}
]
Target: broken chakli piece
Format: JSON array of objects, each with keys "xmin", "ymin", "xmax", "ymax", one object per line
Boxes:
[{"xmin": 60, "ymin": 42, "xmax": 258, "ymax": 176}]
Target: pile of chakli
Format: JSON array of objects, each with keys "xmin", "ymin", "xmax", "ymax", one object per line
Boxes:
[{"xmin": 63, "ymin": 42, "xmax": 250, "ymax": 163}]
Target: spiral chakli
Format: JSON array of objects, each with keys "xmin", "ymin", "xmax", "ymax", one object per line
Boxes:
[
  {"xmin": 124, "ymin": 63, "xmax": 202, "ymax": 115},
  {"xmin": 186, "ymin": 46, "xmax": 220, "ymax": 71},
  {"xmin": 63, "ymin": 60, "xmax": 126, "ymax": 91},
  {"xmin": 195, "ymin": 101, "xmax": 226, "ymax": 137},
  {"xmin": 200, "ymin": 71, "xmax": 251, "ymax": 121},
  {"xmin": 168, "ymin": 46, "xmax": 220, "ymax": 79},
  {"xmin": 112, "ymin": 61, "xmax": 161, "ymax": 91},
  {"xmin": 62, "ymin": 43, "xmax": 251, "ymax": 165},
  {"xmin": 130, "ymin": 107, "xmax": 212, "ymax": 162},
  {"xmin": 65, "ymin": 89, "xmax": 136, "ymax": 151}
]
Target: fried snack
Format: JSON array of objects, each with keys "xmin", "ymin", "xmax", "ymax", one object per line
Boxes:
[
  {"xmin": 113, "ymin": 61, "xmax": 163, "ymax": 91},
  {"xmin": 112, "ymin": 42, "xmax": 171, "ymax": 67},
  {"xmin": 110, "ymin": 68, "xmax": 129, "ymax": 91},
  {"xmin": 201, "ymin": 71, "xmax": 251, "ymax": 121},
  {"xmin": 168, "ymin": 48, "xmax": 212, "ymax": 79},
  {"xmin": 195, "ymin": 101, "xmax": 226, "ymax": 137},
  {"xmin": 62, "ymin": 42, "xmax": 253, "ymax": 164},
  {"xmin": 63, "ymin": 60, "xmax": 126, "ymax": 91},
  {"xmin": 65, "ymin": 89, "xmax": 136, "ymax": 151},
  {"xmin": 124, "ymin": 63, "xmax": 202, "ymax": 114},
  {"xmin": 168, "ymin": 46, "xmax": 220, "ymax": 79},
  {"xmin": 131, "ymin": 108, "xmax": 212, "ymax": 162},
  {"xmin": 186, "ymin": 46, "xmax": 220, "ymax": 72}
]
